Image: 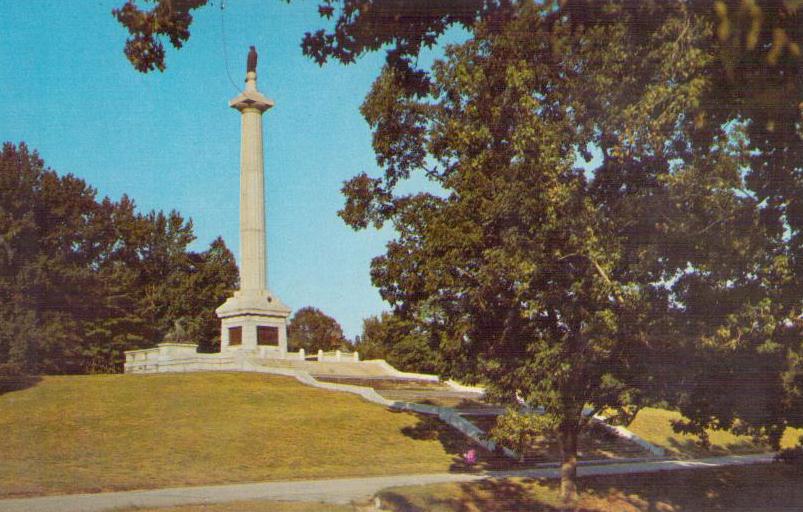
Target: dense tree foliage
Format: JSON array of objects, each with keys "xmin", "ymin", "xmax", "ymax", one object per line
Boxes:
[
  {"xmin": 0, "ymin": 143, "xmax": 238, "ymax": 374},
  {"xmin": 355, "ymin": 312, "xmax": 438, "ymax": 373},
  {"xmin": 114, "ymin": 0, "xmax": 801, "ymax": 130},
  {"xmin": 287, "ymin": 306, "xmax": 348, "ymax": 353},
  {"xmin": 113, "ymin": 0, "xmax": 208, "ymax": 73},
  {"xmin": 340, "ymin": 2, "xmax": 789, "ymax": 500}
]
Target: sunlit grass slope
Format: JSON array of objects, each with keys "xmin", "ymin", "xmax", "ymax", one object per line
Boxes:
[
  {"xmin": 627, "ymin": 407, "xmax": 802, "ymax": 458},
  {"xmin": 0, "ymin": 373, "xmax": 476, "ymax": 498}
]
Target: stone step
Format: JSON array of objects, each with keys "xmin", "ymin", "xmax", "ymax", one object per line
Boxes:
[
  {"xmin": 315, "ymin": 376, "xmax": 450, "ymax": 390},
  {"xmin": 252, "ymin": 358, "xmax": 401, "ymax": 378}
]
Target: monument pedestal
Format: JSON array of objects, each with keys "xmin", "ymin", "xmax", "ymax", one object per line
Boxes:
[{"xmin": 216, "ymin": 290, "xmax": 290, "ymax": 355}]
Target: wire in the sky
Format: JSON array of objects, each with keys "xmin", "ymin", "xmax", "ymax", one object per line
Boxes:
[{"xmin": 220, "ymin": 0, "xmax": 243, "ymax": 92}]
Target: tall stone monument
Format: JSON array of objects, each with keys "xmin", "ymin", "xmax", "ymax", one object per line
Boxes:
[{"xmin": 216, "ymin": 46, "xmax": 291, "ymax": 356}]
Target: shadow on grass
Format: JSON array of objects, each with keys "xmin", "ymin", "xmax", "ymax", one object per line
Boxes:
[
  {"xmin": 380, "ymin": 467, "xmax": 803, "ymax": 511},
  {"xmin": 380, "ymin": 478, "xmax": 569, "ymax": 512},
  {"xmin": 454, "ymin": 479, "xmax": 561, "ymax": 511},
  {"xmin": 575, "ymin": 465, "xmax": 803, "ymax": 511},
  {"xmin": 316, "ymin": 377, "xmax": 446, "ymax": 391},
  {"xmin": 664, "ymin": 436, "xmax": 761, "ymax": 459},
  {"xmin": 389, "ymin": 393, "xmax": 491, "ymax": 408},
  {"xmin": 415, "ymin": 399, "xmax": 440, "ymax": 407},
  {"xmin": 452, "ymin": 397, "xmax": 494, "ymax": 408},
  {"xmin": 412, "ymin": 398, "xmax": 490, "ymax": 408},
  {"xmin": 379, "ymin": 492, "xmax": 429, "ymax": 512},
  {"xmin": 398, "ymin": 413, "xmax": 516, "ymax": 472},
  {"xmin": 0, "ymin": 375, "xmax": 41, "ymax": 396},
  {"xmin": 723, "ymin": 439, "xmax": 767, "ymax": 453}
]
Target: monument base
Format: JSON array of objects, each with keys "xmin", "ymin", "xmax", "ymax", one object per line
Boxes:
[{"xmin": 216, "ymin": 290, "xmax": 290, "ymax": 355}]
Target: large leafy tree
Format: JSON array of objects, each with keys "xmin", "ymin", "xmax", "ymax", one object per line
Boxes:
[
  {"xmin": 1, "ymin": 143, "xmax": 112, "ymax": 373},
  {"xmin": 339, "ymin": 3, "xmax": 771, "ymax": 501},
  {"xmin": 186, "ymin": 237, "xmax": 240, "ymax": 352},
  {"xmin": 287, "ymin": 306, "xmax": 349, "ymax": 352},
  {"xmin": 356, "ymin": 312, "xmax": 439, "ymax": 373}
]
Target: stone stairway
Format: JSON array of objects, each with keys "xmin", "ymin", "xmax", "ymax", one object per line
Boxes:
[
  {"xmin": 315, "ymin": 376, "xmax": 489, "ymax": 408},
  {"xmin": 254, "ymin": 358, "xmax": 407, "ymax": 377}
]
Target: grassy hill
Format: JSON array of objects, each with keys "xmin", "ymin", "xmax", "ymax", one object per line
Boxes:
[
  {"xmin": 0, "ymin": 373, "xmax": 483, "ymax": 498},
  {"xmin": 2, "ymin": 372, "xmax": 800, "ymax": 501}
]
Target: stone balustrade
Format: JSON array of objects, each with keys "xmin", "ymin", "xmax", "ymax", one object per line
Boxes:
[
  {"xmin": 124, "ymin": 344, "xmax": 362, "ymax": 373},
  {"xmin": 317, "ymin": 350, "xmax": 360, "ymax": 362},
  {"xmin": 124, "ymin": 343, "xmax": 234, "ymax": 373}
]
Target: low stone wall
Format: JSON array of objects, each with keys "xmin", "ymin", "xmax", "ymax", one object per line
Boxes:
[
  {"xmin": 317, "ymin": 349, "xmax": 360, "ymax": 362},
  {"xmin": 124, "ymin": 344, "xmax": 230, "ymax": 374},
  {"xmin": 124, "ymin": 345, "xmax": 357, "ymax": 373}
]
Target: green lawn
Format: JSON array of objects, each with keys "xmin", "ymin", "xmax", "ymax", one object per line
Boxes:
[
  {"xmin": 626, "ymin": 407, "xmax": 802, "ymax": 458},
  {"xmin": 377, "ymin": 464, "xmax": 803, "ymax": 511},
  {"xmin": 3, "ymin": 374, "xmax": 801, "ymax": 501},
  {"xmin": 0, "ymin": 373, "xmax": 488, "ymax": 498}
]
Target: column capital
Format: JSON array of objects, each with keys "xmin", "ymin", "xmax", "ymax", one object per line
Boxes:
[
  {"xmin": 216, "ymin": 290, "xmax": 291, "ymax": 319},
  {"xmin": 229, "ymin": 89, "xmax": 274, "ymax": 113}
]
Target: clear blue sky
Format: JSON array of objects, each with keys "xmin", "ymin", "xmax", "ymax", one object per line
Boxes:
[{"xmin": 1, "ymin": 1, "xmax": 444, "ymax": 339}]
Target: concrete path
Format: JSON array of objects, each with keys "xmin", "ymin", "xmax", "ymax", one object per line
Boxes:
[{"xmin": 0, "ymin": 453, "xmax": 775, "ymax": 512}]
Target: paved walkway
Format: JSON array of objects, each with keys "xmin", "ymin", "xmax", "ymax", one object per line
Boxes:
[{"xmin": 0, "ymin": 453, "xmax": 775, "ymax": 512}]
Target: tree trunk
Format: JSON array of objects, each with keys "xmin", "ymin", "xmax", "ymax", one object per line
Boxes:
[{"xmin": 559, "ymin": 426, "xmax": 578, "ymax": 505}]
